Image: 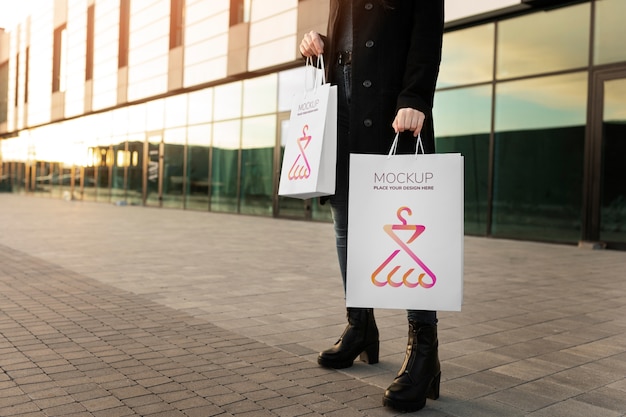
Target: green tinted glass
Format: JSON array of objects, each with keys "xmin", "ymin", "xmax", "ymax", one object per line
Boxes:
[{"xmin": 492, "ymin": 73, "xmax": 587, "ymax": 242}]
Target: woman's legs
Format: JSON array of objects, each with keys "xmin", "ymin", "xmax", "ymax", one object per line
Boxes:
[
  {"xmin": 407, "ymin": 310, "xmax": 437, "ymax": 326},
  {"xmin": 329, "ymin": 61, "xmax": 351, "ymax": 293},
  {"xmin": 329, "ymin": 193, "xmax": 348, "ymax": 293},
  {"xmin": 319, "ymin": 190, "xmax": 380, "ymax": 369},
  {"xmin": 317, "ymin": 62, "xmax": 379, "ymax": 369}
]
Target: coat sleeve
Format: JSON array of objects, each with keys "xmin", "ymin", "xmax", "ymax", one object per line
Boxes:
[{"xmin": 395, "ymin": 0, "xmax": 444, "ymax": 115}]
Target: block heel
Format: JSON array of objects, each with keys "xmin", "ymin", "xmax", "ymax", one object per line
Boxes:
[
  {"xmin": 427, "ymin": 371, "xmax": 441, "ymax": 400},
  {"xmin": 359, "ymin": 341, "xmax": 380, "ymax": 364},
  {"xmin": 318, "ymin": 308, "xmax": 379, "ymax": 369}
]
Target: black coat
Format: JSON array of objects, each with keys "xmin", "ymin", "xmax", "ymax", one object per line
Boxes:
[{"xmin": 324, "ymin": 0, "xmax": 444, "ymax": 156}]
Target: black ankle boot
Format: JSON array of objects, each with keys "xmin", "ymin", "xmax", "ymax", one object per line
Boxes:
[
  {"xmin": 382, "ymin": 321, "xmax": 441, "ymax": 412},
  {"xmin": 317, "ymin": 308, "xmax": 379, "ymax": 369}
]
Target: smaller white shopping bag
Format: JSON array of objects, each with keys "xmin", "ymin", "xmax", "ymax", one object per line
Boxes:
[
  {"xmin": 346, "ymin": 135, "xmax": 464, "ymax": 311},
  {"xmin": 278, "ymin": 56, "xmax": 337, "ymax": 199}
]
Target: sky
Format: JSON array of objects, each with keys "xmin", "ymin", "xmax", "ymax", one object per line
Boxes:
[{"xmin": 0, "ymin": 0, "xmax": 34, "ymax": 31}]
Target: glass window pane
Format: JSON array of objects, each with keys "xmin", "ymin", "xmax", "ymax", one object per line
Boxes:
[
  {"xmin": 186, "ymin": 124, "xmax": 212, "ymax": 211},
  {"xmin": 434, "ymin": 86, "xmax": 491, "ymax": 235},
  {"xmin": 145, "ymin": 133, "xmax": 162, "ymax": 207},
  {"xmin": 492, "ymin": 72, "xmax": 587, "ymax": 242},
  {"xmin": 112, "ymin": 107, "xmax": 129, "ymax": 136},
  {"xmin": 594, "ymin": 0, "xmax": 626, "ymax": 65},
  {"xmin": 211, "ymin": 120, "xmax": 240, "ymax": 213},
  {"xmin": 243, "ymin": 74, "xmax": 278, "ymax": 117},
  {"xmin": 497, "ymin": 3, "xmax": 590, "ymax": 79},
  {"xmin": 146, "ymin": 99, "xmax": 165, "ymax": 130},
  {"xmin": 128, "ymin": 104, "xmax": 147, "ymax": 133},
  {"xmin": 188, "ymin": 88, "xmax": 213, "ymax": 125},
  {"xmin": 126, "ymin": 133, "xmax": 144, "ymax": 206},
  {"xmin": 278, "ymin": 66, "xmax": 305, "ymax": 112},
  {"xmin": 165, "ymin": 94, "xmax": 188, "ymax": 128},
  {"xmin": 213, "ymin": 82, "xmax": 242, "ymax": 121},
  {"xmin": 111, "ymin": 137, "xmax": 127, "ymax": 202},
  {"xmin": 495, "ymin": 73, "xmax": 587, "ymax": 131},
  {"xmin": 240, "ymin": 115, "xmax": 276, "ymax": 215},
  {"xmin": 82, "ymin": 131, "xmax": 99, "ymax": 202},
  {"xmin": 95, "ymin": 141, "xmax": 112, "ymax": 203},
  {"xmin": 600, "ymin": 78, "xmax": 626, "ymax": 243},
  {"xmin": 163, "ymin": 127, "xmax": 186, "ymax": 209},
  {"xmin": 438, "ymin": 24, "xmax": 494, "ymax": 88}
]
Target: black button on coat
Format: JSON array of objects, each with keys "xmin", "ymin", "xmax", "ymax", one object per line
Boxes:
[{"xmin": 324, "ymin": 0, "xmax": 444, "ymax": 158}]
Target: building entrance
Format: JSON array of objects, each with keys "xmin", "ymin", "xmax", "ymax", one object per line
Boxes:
[
  {"xmin": 143, "ymin": 132, "xmax": 164, "ymax": 207},
  {"xmin": 584, "ymin": 67, "xmax": 626, "ymax": 248}
]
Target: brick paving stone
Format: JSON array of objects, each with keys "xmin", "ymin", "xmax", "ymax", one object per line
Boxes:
[
  {"xmin": 91, "ymin": 407, "xmax": 135, "ymax": 417},
  {"xmin": 1, "ymin": 194, "xmax": 626, "ymax": 417},
  {"xmin": 180, "ymin": 405, "xmax": 226, "ymax": 417}
]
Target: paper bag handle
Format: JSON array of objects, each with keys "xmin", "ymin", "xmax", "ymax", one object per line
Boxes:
[
  {"xmin": 388, "ymin": 133, "xmax": 425, "ymax": 159},
  {"xmin": 304, "ymin": 55, "xmax": 327, "ymax": 94}
]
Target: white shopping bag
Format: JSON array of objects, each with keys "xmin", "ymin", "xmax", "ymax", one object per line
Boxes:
[
  {"xmin": 346, "ymin": 135, "xmax": 464, "ymax": 311},
  {"xmin": 278, "ymin": 57, "xmax": 337, "ymax": 199}
]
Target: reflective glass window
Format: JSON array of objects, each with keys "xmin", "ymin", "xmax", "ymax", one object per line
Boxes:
[
  {"xmin": 240, "ymin": 115, "xmax": 276, "ymax": 215},
  {"xmin": 278, "ymin": 66, "xmax": 306, "ymax": 112},
  {"xmin": 594, "ymin": 0, "xmax": 626, "ymax": 65},
  {"xmin": 49, "ymin": 163, "xmax": 62, "ymax": 199},
  {"xmin": 111, "ymin": 136, "xmax": 127, "ymax": 202},
  {"xmin": 34, "ymin": 162, "xmax": 51, "ymax": 197},
  {"xmin": 128, "ymin": 104, "xmax": 147, "ymax": 133},
  {"xmin": 186, "ymin": 123, "xmax": 212, "ymax": 211},
  {"xmin": 188, "ymin": 88, "xmax": 213, "ymax": 125},
  {"xmin": 90, "ymin": 111, "xmax": 114, "ymax": 138},
  {"xmin": 82, "ymin": 129, "xmax": 100, "ymax": 201},
  {"xmin": 497, "ymin": 3, "xmax": 590, "ymax": 79},
  {"xmin": 165, "ymin": 94, "xmax": 188, "ymax": 128},
  {"xmin": 144, "ymin": 132, "xmax": 163, "ymax": 207},
  {"xmin": 163, "ymin": 127, "xmax": 186, "ymax": 209},
  {"xmin": 243, "ymin": 74, "xmax": 277, "ymax": 117},
  {"xmin": 146, "ymin": 99, "xmax": 165, "ymax": 131},
  {"xmin": 438, "ymin": 24, "xmax": 494, "ymax": 88},
  {"xmin": 96, "ymin": 147, "xmax": 113, "ymax": 203},
  {"xmin": 126, "ymin": 133, "xmax": 144, "ymax": 206},
  {"xmin": 600, "ymin": 78, "xmax": 626, "ymax": 244},
  {"xmin": 213, "ymin": 82, "xmax": 242, "ymax": 121},
  {"xmin": 94, "ymin": 135, "xmax": 115, "ymax": 203},
  {"xmin": 211, "ymin": 120, "xmax": 240, "ymax": 213},
  {"xmin": 112, "ymin": 107, "xmax": 130, "ymax": 136},
  {"xmin": 434, "ymin": 86, "xmax": 491, "ymax": 235},
  {"xmin": 59, "ymin": 164, "xmax": 75, "ymax": 200},
  {"xmin": 492, "ymin": 72, "xmax": 587, "ymax": 242}
]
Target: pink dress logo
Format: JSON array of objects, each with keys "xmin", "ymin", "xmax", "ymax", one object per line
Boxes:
[
  {"xmin": 287, "ymin": 125, "xmax": 312, "ymax": 180},
  {"xmin": 371, "ymin": 207, "xmax": 437, "ymax": 289}
]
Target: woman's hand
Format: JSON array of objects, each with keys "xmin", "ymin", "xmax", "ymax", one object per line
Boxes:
[
  {"xmin": 393, "ymin": 108, "xmax": 425, "ymax": 137},
  {"xmin": 299, "ymin": 31, "xmax": 325, "ymax": 57}
]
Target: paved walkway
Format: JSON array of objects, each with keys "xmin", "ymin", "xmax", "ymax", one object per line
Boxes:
[{"xmin": 0, "ymin": 193, "xmax": 625, "ymax": 417}]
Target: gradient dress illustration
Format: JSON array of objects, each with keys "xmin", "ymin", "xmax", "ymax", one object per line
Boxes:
[
  {"xmin": 371, "ymin": 206, "xmax": 436, "ymax": 289},
  {"xmin": 287, "ymin": 125, "xmax": 312, "ymax": 181}
]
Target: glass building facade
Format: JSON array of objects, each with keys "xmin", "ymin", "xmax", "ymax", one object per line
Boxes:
[{"xmin": 1, "ymin": 0, "xmax": 625, "ymax": 249}]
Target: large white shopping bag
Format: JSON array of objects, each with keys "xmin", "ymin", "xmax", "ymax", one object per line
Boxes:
[
  {"xmin": 346, "ymin": 136, "xmax": 464, "ymax": 311},
  {"xmin": 278, "ymin": 57, "xmax": 337, "ymax": 199}
]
